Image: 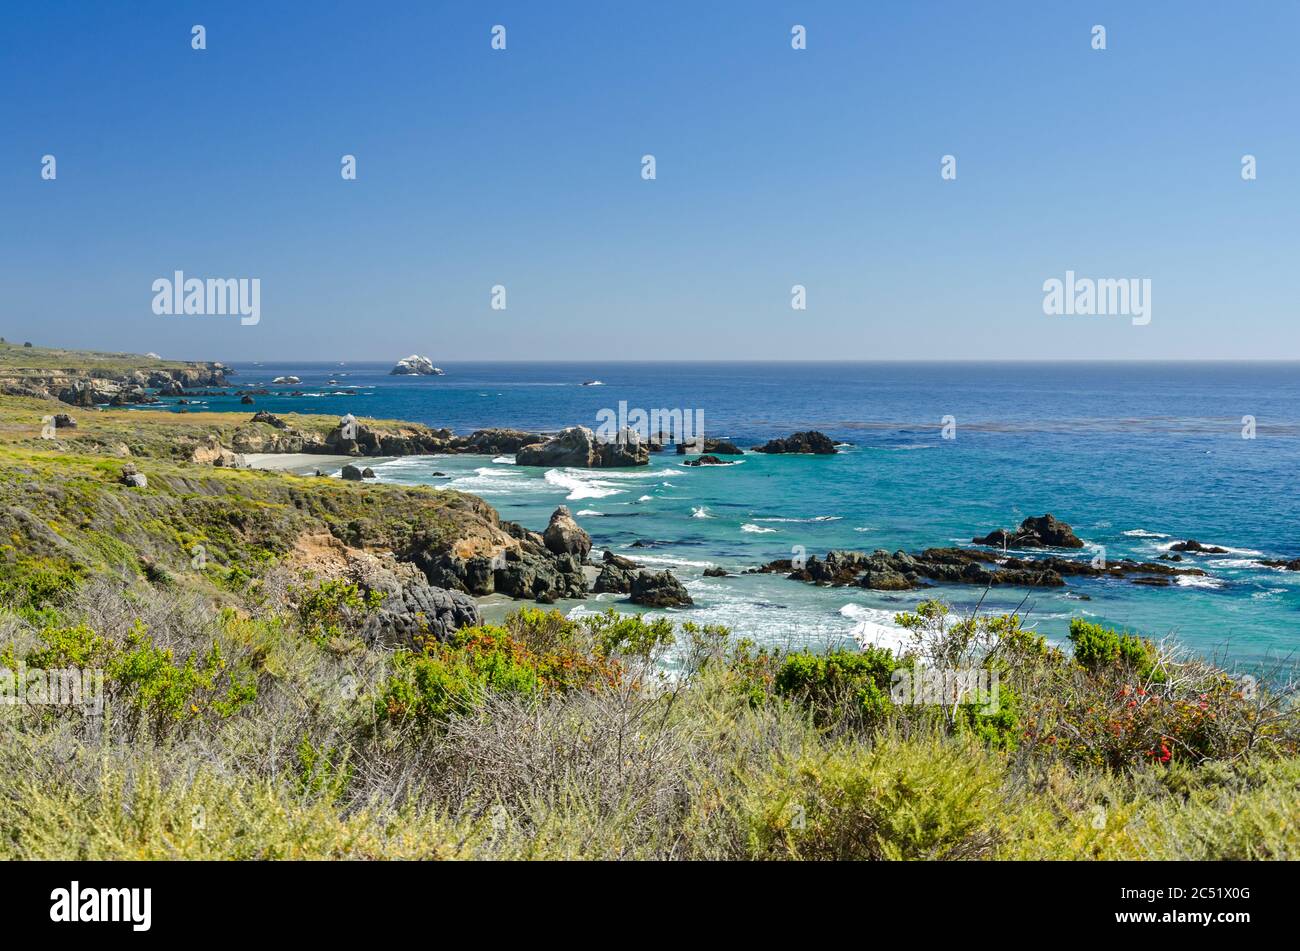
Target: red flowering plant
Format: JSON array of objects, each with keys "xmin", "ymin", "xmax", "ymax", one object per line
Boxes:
[{"xmin": 1016, "ymin": 619, "xmax": 1300, "ymax": 770}]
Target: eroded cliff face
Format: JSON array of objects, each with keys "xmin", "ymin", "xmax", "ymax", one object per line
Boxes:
[{"xmin": 0, "ymin": 361, "xmax": 229, "ymax": 403}]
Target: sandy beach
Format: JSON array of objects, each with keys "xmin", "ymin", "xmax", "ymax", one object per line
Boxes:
[{"xmin": 242, "ymin": 453, "xmax": 392, "ymax": 476}]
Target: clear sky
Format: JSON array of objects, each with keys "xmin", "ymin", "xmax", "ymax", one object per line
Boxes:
[{"xmin": 1, "ymin": 1, "xmax": 1296, "ymax": 362}]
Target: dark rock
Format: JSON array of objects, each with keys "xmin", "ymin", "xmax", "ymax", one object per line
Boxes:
[
  {"xmin": 341, "ymin": 464, "xmax": 364, "ymax": 481},
  {"xmin": 1260, "ymin": 557, "xmax": 1300, "ymax": 571},
  {"xmin": 53, "ymin": 413, "xmax": 76, "ymax": 429},
  {"xmin": 703, "ymin": 566, "xmax": 728, "ymax": 577},
  {"xmin": 516, "ymin": 426, "xmax": 648, "ymax": 468},
  {"xmin": 756, "ymin": 541, "xmax": 1208, "ymax": 594},
  {"xmin": 752, "ymin": 431, "xmax": 837, "ymax": 455},
  {"xmin": 448, "ymin": 428, "xmax": 544, "ymax": 454},
  {"xmin": 602, "ymin": 550, "xmax": 640, "ymax": 570},
  {"xmin": 362, "ymin": 583, "xmax": 480, "ymax": 649},
  {"xmin": 629, "ymin": 569, "xmax": 693, "ymax": 607},
  {"xmin": 677, "ymin": 438, "xmax": 742, "ymax": 455},
  {"xmin": 972, "ymin": 514, "xmax": 1085, "ymax": 549},
  {"xmin": 250, "ymin": 410, "xmax": 287, "ymax": 429},
  {"xmin": 543, "ymin": 506, "xmax": 591, "ymax": 560},
  {"xmin": 240, "ymin": 395, "xmax": 255, "ymax": 405},
  {"xmin": 1170, "ymin": 539, "xmax": 1230, "ymax": 555},
  {"xmin": 594, "ymin": 562, "xmax": 636, "ymax": 594},
  {"xmin": 361, "ymin": 467, "xmax": 375, "ymax": 479},
  {"xmin": 684, "ymin": 455, "xmax": 727, "ymax": 467}
]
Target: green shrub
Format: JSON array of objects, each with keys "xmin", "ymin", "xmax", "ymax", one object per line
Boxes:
[
  {"xmin": 1069, "ymin": 618, "xmax": 1159, "ymax": 680},
  {"xmin": 294, "ymin": 579, "xmax": 384, "ymax": 648},
  {"xmin": 745, "ymin": 733, "xmax": 1004, "ymax": 859},
  {"xmin": 775, "ymin": 647, "xmax": 899, "ymax": 725}
]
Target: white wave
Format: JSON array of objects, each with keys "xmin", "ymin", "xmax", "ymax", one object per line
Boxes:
[
  {"xmin": 637, "ymin": 494, "xmax": 653, "ymax": 502},
  {"xmin": 854, "ymin": 527, "xmax": 873, "ymax": 533},
  {"xmin": 576, "ymin": 509, "xmax": 604, "ymax": 517},
  {"xmin": 839, "ymin": 604, "xmax": 911, "ymax": 653},
  {"xmin": 1206, "ymin": 558, "xmax": 1267, "ymax": 570},
  {"xmin": 691, "ymin": 506, "xmax": 715, "ymax": 519},
  {"xmin": 626, "ymin": 552, "xmax": 717, "ymax": 568},
  {"xmin": 1122, "ymin": 529, "xmax": 1169, "ymax": 539},
  {"xmin": 752, "ymin": 515, "xmax": 843, "ymax": 523},
  {"xmin": 1156, "ymin": 541, "xmax": 1262, "ymax": 557},
  {"xmin": 1252, "ymin": 588, "xmax": 1287, "ymax": 600},
  {"xmin": 491, "ymin": 455, "xmax": 513, "ymax": 464},
  {"xmin": 543, "ymin": 469, "xmax": 624, "ymax": 500},
  {"xmin": 741, "ymin": 523, "xmax": 777, "ymax": 534},
  {"xmin": 569, "ymin": 468, "xmax": 663, "ymax": 480},
  {"xmin": 1175, "ymin": 575, "xmax": 1227, "ymax": 590}
]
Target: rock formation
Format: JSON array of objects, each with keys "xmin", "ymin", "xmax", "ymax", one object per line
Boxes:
[
  {"xmin": 752, "ymin": 431, "xmax": 837, "ymax": 454},
  {"xmin": 971, "ymin": 514, "xmax": 1085, "ymax": 549},
  {"xmin": 515, "ymin": 426, "xmax": 649, "ymax": 468}
]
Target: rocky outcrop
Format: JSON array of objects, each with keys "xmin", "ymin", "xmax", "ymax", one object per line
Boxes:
[
  {"xmin": 703, "ymin": 566, "xmax": 728, "ymax": 577},
  {"xmin": 676, "ymin": 438, "xmax": 742, "ymax": 455},
  {"xmin": 120, "ymin": 463, "xmax": 147, "ymax": 488},
  {"xmin": 285, "ymin": 533, "xmax": 480, "ymax": 649},
  {"xmin": 972, "ymin": 514, "xmax": 1085, "ymax": 549},
  {"xmin": 1170, "ymin": 539, "xmax": 1230, "ymax": 554},
  {"xmin": 341, "ymin": 464, "xmax": 364, "ymax": 481},
  {"xmin": 752, "ymin": 545, "xmax": 1207, "ymax": 592},
  {"xmin": 363, "ymin": 583, "xmax": 480, "ymax": 649},
  {"xmin": 543, "ymin": 506, "xmax": 591, "ymax": 560},
  {"xmin": 515, "ymin": 426, "xmax": 649, "ymax": 468},
  {"xmin": 250, "ymin": 411, "xmax": 287, "ymax": 429},
  {"xmin": 629, "ymin": 569, "xmax": 693, "ymax": 607},
  {"xmin": 1, "ymin": 350, "xmax": 228, "ymax": 404},
  {"xmin": 448, "ymin": 428, "xmax": 544, "ymax": 454},
  {"xmin": 190, "ymin": 435, "xmax": 244, "ymax": 468},
  {"xmin": 410, "ymin": 516, "xmax": 588, "ymax": 605},
  {"xmin": 752, "ymin": 431, "xmax": 837, "ymax": 454},
  {"xmin": 684, "ymin": 455, "xmax": 728, "ymax": 467},
  {"xmin": 390, "ymin": 354, "xmax": 444, "ymax": 376},
  {"xmin": 593, "ymin": 550, "xmax": 640, "ymax": 593},
  {"xmin": 53, "ymin": 414, "xmax": 76, "ymax": 429},
  {"xmin": 1261, "ymin": 557, "xmax": 1300, "ymax": 571}
]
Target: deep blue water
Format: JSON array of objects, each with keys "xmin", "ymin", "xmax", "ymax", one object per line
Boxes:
[{"xmin": 176, "ymin": 361, "xmax": 1300, "ymax": 666}]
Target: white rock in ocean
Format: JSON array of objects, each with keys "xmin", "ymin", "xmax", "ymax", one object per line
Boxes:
[
  {"xmin": 272, "ymin": 375, "xmax": 301, "ymax": 384},
  {"xmin": 390, "ymin": 354, "xmax": 444, "ymax": 376}
]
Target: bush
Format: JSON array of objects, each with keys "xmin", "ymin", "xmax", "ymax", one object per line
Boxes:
[
  {"xmin": 775, "ymin": 647, "xmax": 899, "ymax": 726},
  {"xmin": 373, "ymin": 620, "xmax": 625, "ymax": 728},
  {"xmin": 294, "ymin": 579, "xmax": 383, "ymax": 649},
  {"xmin": 744, "ymin": 733, "xmax": 1004, "ymax": 859},
  {"xmin": 1068, "ymin": 618, "xmax": 1159, "ymax": 680}
]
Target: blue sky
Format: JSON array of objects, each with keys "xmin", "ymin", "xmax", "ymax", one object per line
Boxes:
[{"xmin": 1, "ymin": 1, "xmax": 1296, "ymax": 361}]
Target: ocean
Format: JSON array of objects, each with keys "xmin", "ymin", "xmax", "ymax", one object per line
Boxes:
[{"xmin": 191, "ymin": 361, "xmax": 1300, "ymax": 668}]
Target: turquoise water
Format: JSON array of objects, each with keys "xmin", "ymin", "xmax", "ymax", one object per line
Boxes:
[{"xmin": 194, "ymin": 361, "xmax": 1300, "ymax": 666}]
